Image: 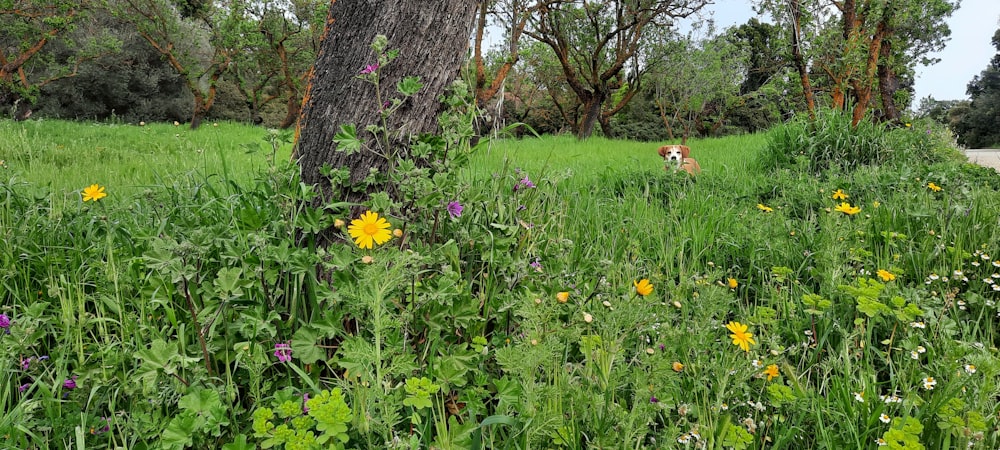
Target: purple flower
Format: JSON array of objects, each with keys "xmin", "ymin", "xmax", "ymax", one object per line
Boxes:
[
  {"xmin": 0, "ymin": 313, "xmax": 10, "ymax": 332},
  {"xmin": 519, "ymin": 176, "xmax": 535, "ymax": 189},
  {"xmin": 447, "ymin": 201, "xmax": 463, "ymax": 219},
  {"xmin": 529, "ymin": 258, "xmax": 542, "ymax": 272},
  {"xmin": 63, "ymin": 375, "xmax": 78, "ymax": 390},
  {"xmin": 274, "ymin": 342, "xmax": 293, "ymax": 363},
  {"xmin": 360, "ymin": 63, "xmax": 379, "ymax": 75},
  {"xmin": 18, "ymin": 383, "xmax": 30, "ymax": 393},
  {"xmin": 91, "ymin": 417, "xmax": 110, "ymax": 435},
  {"xmin": 650, "ymin": 395, "xmax": 659, "ymax": 403},
  {"xmin": 20, "ymin": 357, "xmax": 31, "ymax": 370},
  {"xmin": 303, "ymin": 393, "xmax": 310, "ymax": 414}
]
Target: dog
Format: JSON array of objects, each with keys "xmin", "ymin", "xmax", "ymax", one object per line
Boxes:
[{"xmin": 658, "ymin": 144, "xmax": 701, "ymax": 176}]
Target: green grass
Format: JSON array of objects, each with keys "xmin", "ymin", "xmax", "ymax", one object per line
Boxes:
[
  {"xmin": 0, "ymin": 119, "xmax": 292, "ymax": 206},
  {"xmin": 2, "ymin": 118, "xmax": 1000, "ymax": 449}
]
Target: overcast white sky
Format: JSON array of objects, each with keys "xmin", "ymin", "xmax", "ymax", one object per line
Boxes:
[{"xmin": 695, "ymin": 0, "xmax": 1000, "ymax": 102}]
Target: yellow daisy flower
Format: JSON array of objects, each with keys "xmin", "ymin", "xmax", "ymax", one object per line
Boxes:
[
  {"xmin": 727, "ymin": 278, "xmax": 738, "ymax": 289},
  {"xmin": 834, "ymin": 202, "xmax": 861, "ymax": 215},
  {"xmin": 832, "ymin": 189, "xmax": 849, "ymax": 200},
  {"xmin": 764, "ymin": 364, "xmax": 779, "ymax": 381},
  {"xmin": 876, "ymin": 269, "xmax": 896, "ymax": 282},
  {"xmin": 81, "ymin": 184, "xmax": 108, "ymax": 202},
  {"xmin": 634, "ymin": 279, "xmax": 653, "ymax": 296},
  {"xmin": 347, "ymin": 211, "xmax": 392, "ymax": 249},
  {"xmin": 756, "ymin": 203, "xmax": 773, "ymax": 213},
  {"xmin": 556, "ymin": 291, "xmax": 570, "ymax": 303},
  {"xmin": 927, "ymin": 182, "xmax": 942, "ymax": 192},
  {"xmin": 725, "ymin": 321, "xmax": 756, "ymax": 352}
]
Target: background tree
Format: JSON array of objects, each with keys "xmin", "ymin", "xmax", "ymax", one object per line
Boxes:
[
  {"xmin": 953, "ymin": 28, "xmax": 1000, "ymax": 148},
  {"xmin": 295, "ymin": 0, "xmax": 480, "ymax": 221},
  {"xmin": 647, "ymin": 24, "xmax": 746, "ymax": 142},
  {"xmin": 0, "ymin": 0, "xmax": 117, "ymax": 120},
  {"xmin": 116, "ymin": 0, "xmax": 232, "ymax": 128},
  {"xmin": 524, "ymin": 0, "xmax": 710, "ymax": 139}
]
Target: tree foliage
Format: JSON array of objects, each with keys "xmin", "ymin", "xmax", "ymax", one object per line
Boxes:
[
  {"xmin": 953, "ymin": 28, "xmax": 1000, "ymax": 148},
  {"xmin": 524, "ymin": 0, "xmax": 710, "ymax": 139}
]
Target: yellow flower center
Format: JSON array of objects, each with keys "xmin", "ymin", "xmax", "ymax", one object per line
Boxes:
[{"xmin": 364, "ymin": 223, "xmax": 379, "ymax": 235}]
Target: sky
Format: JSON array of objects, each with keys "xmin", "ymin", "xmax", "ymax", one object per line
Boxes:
[{"xmin": 695, "ymin": 0, "xmax": 1000, "ymax": 102}]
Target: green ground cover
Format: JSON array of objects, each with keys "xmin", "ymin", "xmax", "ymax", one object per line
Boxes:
[{"xmin": 1, "ymin": 115, "xmax": 999, "ymax": 449}]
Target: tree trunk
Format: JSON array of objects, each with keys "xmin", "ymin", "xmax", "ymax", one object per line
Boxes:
[
  {"xmin": 788, "ymin": 0, "xmax": 816, "ymax": 120},
  {"xmin": 278, "ymin": 91, "xmax": 301, "ymax": 129},
  {"xmin": 877, "ymin": 40, "xmax": 900, "ymax": 123},
  {"xmin": 295, "ymin": 0, "xmax": 480, "ymax": 215},
  {"xmin": 577, "ymin": 92, "xmax": 605, "ymax": 139}
]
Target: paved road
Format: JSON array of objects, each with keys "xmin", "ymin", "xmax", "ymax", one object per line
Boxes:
[{"xmin": 964, "ymin": 149, "xmax": 1000, "ymax": 171}]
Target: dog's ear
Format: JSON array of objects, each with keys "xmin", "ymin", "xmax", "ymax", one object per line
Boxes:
[
  {"xmin": 657, "ymin": 146, "xmax": 669, "ymax": 157},
  {"xmin": 680, "ymin": 145, "xmax": 691, "ymax": 159}
]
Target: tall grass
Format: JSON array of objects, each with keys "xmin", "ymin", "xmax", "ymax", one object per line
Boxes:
[{"xmin": 2, "ymin": 117, "xmax": 999, "ymax": 449}]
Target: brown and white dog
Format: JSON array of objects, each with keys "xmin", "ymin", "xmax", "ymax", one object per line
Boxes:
[{"xmin": 658, "ymin": 144, "xmax": 701, "ymax": 176}]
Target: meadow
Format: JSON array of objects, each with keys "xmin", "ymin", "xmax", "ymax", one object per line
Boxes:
[{"xmin": 1, "ymin": 113, "xmax": 1000, "ymax": 449}]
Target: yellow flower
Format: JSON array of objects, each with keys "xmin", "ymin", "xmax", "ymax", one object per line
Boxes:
[
  {"xmin": 834, "ymin": 202, "xmax": 861, "ymax": 215},
  {"xmin": 556, "ymin": 291, "xmax": 569, "ymax": 303},
  {"xmin": 877, "ymin": 269, "xmax": 896, "ymax": 282},
  {"xmin": 763, "ymin": 364, "xmax": 779, "ymax": 381},
  {"xmin": 727, "ymin": 278, "xmax": 738, "ymax": 289},
  {"xmin": 634, "ymin": 279, "xmax": 653, "ymax": 296},
  {"xmin": 392, "ymin": 228, "xmax": 403, "ymax": 238},
  {"xmin": 81, "ymin": 184, "xmax": 107, "ymax": 202},
  {"xmin": 872, "ymin": 201, "xmax": 881, "ymax": 208},
  {"xmin": 756, "ymin": 203, "xmax": 773, "ymax": 213},
  {"xmin": 832, "ymin": 189, "xmax": 849, "ymax": 200},
  {"xmin": 347, "ymin": 211, "xmax": 392, "ymax": 249},
  {"xmin": 333, "ymin": 219, "xmax": 345, "ymax": 228},
  {"xmin": 927, "ymin": 182, "xmax": 942, "ymax": 192},
  {"xmin": 725, "ymin": 321, "xmax": 756, "ymax": 352},
  {"xmin": 672, "ymin": 361, "xmax": 684, "ymax": 372}
]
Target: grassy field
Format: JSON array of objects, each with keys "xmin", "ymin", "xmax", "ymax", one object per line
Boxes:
[{"xmin": 2, "ymin": 117, "xmax": 1000, "ymax": 449}]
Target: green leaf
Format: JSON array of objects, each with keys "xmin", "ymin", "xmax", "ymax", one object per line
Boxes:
[
  {"xmin": 333, "ymin": 124, "xmax": 362, "ymax": 154},
  {"xmin": 161, "ymin": 412, "xmax": 199, "ymax": 450},
  {"xmin": 136, "ymin": 339, "xmax": 177, "ymax": 373},
  {"xmin": 397, "ymin": 76, "xmax": 423, "ymax": 97},
  {"xmin": 291, "ymin": 326, "xmax": 326, "ymax": 365},
  {"xmin": 222, "ymin": 435, "xmax": 254, "ymax": 450}
]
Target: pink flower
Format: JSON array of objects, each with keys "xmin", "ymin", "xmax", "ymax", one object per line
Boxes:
[
  {"xmin": 63, "ymin": 375, "xmax": 78, "ymax": 390},
  {"xmin": 274, "ymin": 342, "xmax": 293, "ymax": 363},
  {"xmin": 360, "ymin": 64, "xmax": 379, "ymax": 75},
  {"xmin": 447, "ymin": 201, "xmax": 463, "ymax": 219}
]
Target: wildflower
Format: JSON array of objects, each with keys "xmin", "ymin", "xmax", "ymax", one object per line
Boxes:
[
  {"xmin": 927, "ymin": 182, "xmax": 942, "ymax": 192},
  {"xmin": 63, "ymin": 375, "xmax": 78, "ymax": 390},
  {"xmin": 303, "ymin": 393, "xmax": 310, "ymax": 414},
  {"xmin": 347, "ymin": 211, "xmax": 392, "ymax": 249},
  {"xmin": 446, "ymin": 201, "xmax": 463, "ymax": 219},
  {"xmin": 873, "ymin": 201, "xmax": 881, "ymax": 208},
  {"xmin": 832, "ymin": 189, "xmax": 849, "ymax": 200},
  {"xmin": 756, "ymin": 203, "xmax": 773, "ymax": 212},
  {"xmin": 834, "ymin": 202, "xmax": 861, "ymax": 215},
  {"xmin": 273, "ymin": 342, "xmax": 293, "ymax": 363},
  {"xmin": 876, "ymin": 269, "xmax": 896, "ymax": 282},
  {"xmin": 361, "ymin": 255, "xmax": 374, "ymax": 264},
  {"xmin": 81, "ymin": 184, "xmax": 107, "ymax": 202},
  {"xmin": 993, "ymin": 260, "xmax": 1000, "ymax": 268},
  {"xmin": 911, "ymin": 351, "xmax": 919, "ymax": 360},
  {"xmin": 678, "ymin": 434, "xmax": 691, "ymax": 444},
  {"xmin": 876, "ymin": 437, "xmax": 887, "ymax": 446},
  {"xmin": 634, "ymin": 279, "xmax": 654, "ymax": 296},
  {"xmin": 650, "ymin": 395, "xmax": 659, "ymax": 403},
  {"xmin": 922, "ymin": 376, "xmax": 937, "ymax": 390},
  {"xmin": 725, "ymin": 321, "xmax": 756, "ymax": 352},
  {"xmin": 0, "ymin": 313, "xmax": 9, "ymax": 333},
  {"xmin": 359, "ymin": 63, "xmax": 379, "ymax": 75},
  {"xmin": 18, "ymin": 383, "xmax": 30, "ymax": 392},
  {"xmin": 392, "ymin": 228, "xmax": 403, "ymax": 238},
  {"xmin": 764, "ymin": 364, "xmax": 779, "ymax": 381},
  {"xmin": 751, "ymin": 359, "xmax": 764, "ymax": 369},
  {"xmin": 853, "ymin": 391, "xmax": 864, "ymax": 403},
  {"xmin": 530, "ymin": 259, "xmax": 543, "ymax": 273},
  {"xmin": 964, "ymin": 364, "xmax": 977, "ymax": 374},
  {"xmin": 879, "ymin": 413, "xmax": 891, "ymax": 424},
  {"xmin": 727, "ymin": 278, "xmax": 738, "ymax": 289},
  {"xmin": 583, "ymin": 312, "xmax": 593, "ymax": 323},
  {"xmin": 672, "ymin": 361, "xmax": 684, "ymax": 372},
  {"xmin": 556, "ymin": 291, "xmax": 569, "ymax": 303},
  {"xmin": 916, "ymin": 346, "xmax": 926, "ymax": 354},
  {"xmin": 333, "ymin": 219, "xmax": 345, "ymax": 228},
  {"xmin": 514, "ymin": 176, "xmax": 536, "ymax": 192}
]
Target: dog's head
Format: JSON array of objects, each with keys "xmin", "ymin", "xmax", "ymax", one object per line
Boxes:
[{"xmin": 657, "ymin": 145, "xmax": 690, "ymax": 163}]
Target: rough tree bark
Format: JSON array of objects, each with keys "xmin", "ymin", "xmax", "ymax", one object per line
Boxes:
[{"xmin": 295, "ymin": 0, "xmax": 480, "ymax": 217}]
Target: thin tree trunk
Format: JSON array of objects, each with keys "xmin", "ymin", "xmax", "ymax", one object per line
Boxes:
[{"xmin": 788, "ymin": 0, "xmax": 815, "ymax": 120}]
